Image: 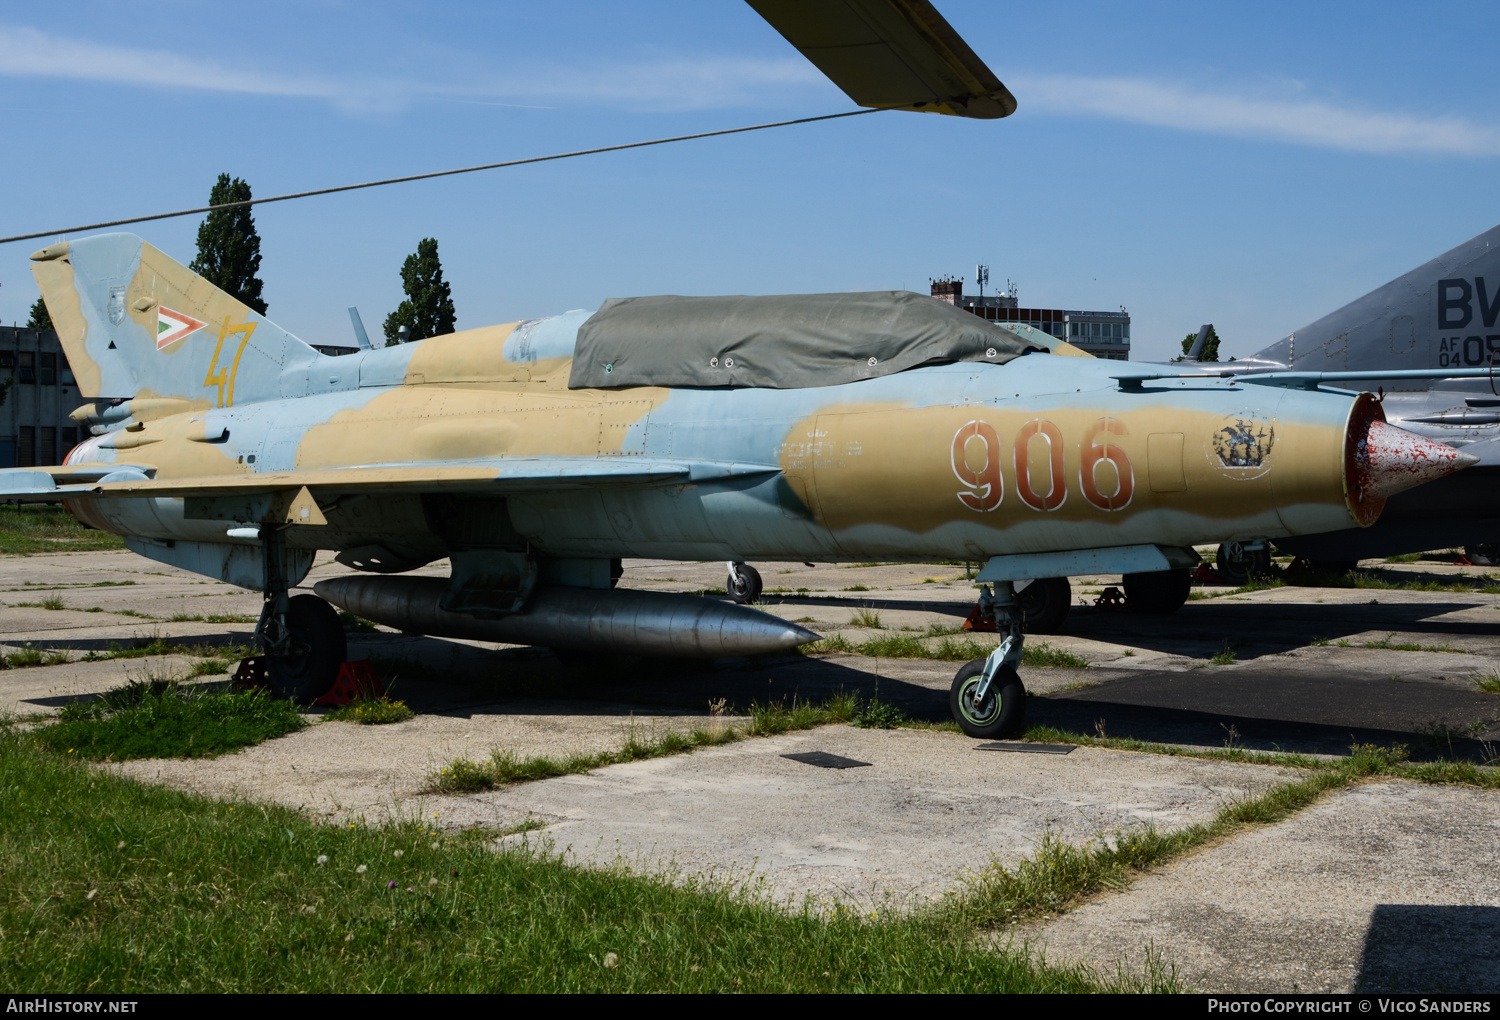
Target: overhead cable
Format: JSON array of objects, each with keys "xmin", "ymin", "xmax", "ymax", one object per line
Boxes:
[{"xmin": 0, "ymin": 108, "xmax": 881, "ymax": 247}]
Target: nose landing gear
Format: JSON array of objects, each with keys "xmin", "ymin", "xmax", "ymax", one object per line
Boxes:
[
  {"xmin": 950, "ymin": 581, "xmax": 1028, "ymax": 738},
  {"xmin": 726, "ymin": 561, "xmax": 763, "ymax": 604}
]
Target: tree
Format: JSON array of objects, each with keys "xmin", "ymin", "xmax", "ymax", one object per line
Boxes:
[
  {"xmin": 384, "ymin": 238, "xmax": 456, "ymax": 343},
  {"xmin": 27, "ymin": 296, "xmax": 52, "ymax": 330},
  {"xmin": 189, "ymin": 174, "xmax": 268, "ymax": 315},
  {"xmin": 1179, "ymin": 325, "xmax": 1221, "ymax": 362}
]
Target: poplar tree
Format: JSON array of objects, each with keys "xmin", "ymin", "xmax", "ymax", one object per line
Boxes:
[
  {"xmin": 27, "ymin": 297, "xmax": 52, "ymax": 330},
  {"xmin": 384, "ymin": 238, "xmax": 456, "ymax": 343},
  {"xmin": 189, "ymin": 174, "xmax": 268, "ymax": 315}
]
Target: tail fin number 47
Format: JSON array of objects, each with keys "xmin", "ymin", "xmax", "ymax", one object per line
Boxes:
[{"xmin": 203, "ymin": 318, "xmax": 257, "ymax": 408}]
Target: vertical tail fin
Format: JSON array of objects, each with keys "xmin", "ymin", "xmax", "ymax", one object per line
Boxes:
[
  {"xmin": 31, "ymin": 232, "xmax": 319, "ymax": 405},
  {"xmin": 1246, "ymin": 222, "xmax": 1500, "ymax": 377}
]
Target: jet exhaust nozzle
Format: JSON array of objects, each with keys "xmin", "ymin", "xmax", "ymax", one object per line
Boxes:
[
  {"xmin": 314, "ymin": 575, "xmax": 821, "ymax": 658},
  {"xmin": 1345, "ymin": 393, "xmax": 1479, "ymax": 525}
]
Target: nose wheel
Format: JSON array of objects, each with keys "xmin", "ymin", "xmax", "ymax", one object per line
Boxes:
[
  {"xmin": 951, "ymin": 658, "xmax": 1026, "ymax": 738},
  {"xmin": 726, "ymin": 561, "xmax": 763, "ymax": 604}
]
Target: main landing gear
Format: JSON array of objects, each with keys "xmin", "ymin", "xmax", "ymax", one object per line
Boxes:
[
  {"xmin": 950, "ymin": 581, "xmax": 1027, "ymax": 739},
  {"xmin": 254, "ymin": 527, "xmax": 344, "ymax": 702}
]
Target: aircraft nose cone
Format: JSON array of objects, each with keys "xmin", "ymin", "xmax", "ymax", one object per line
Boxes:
[{"xmin": 1355, "ymin": 419, "xmax": 1479, "ymax": 501}]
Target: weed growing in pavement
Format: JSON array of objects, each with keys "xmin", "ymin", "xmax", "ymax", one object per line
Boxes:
[
  {"xmin": 326, "ymin": 696, "xmax": 415, "ymax": 726},
  {"xmin": 339, "ymin": 611, "xmax": 380, "ymax": 633},
  {"xmin": 167, "ymin": 613, "xmax": 257, "ymax": 624},
  {"xmin": 803, "ymin": 631, "xmax": 1088, "ymax": 666},
  {"xmin": 0, "ymin": 645, "xmax": 72, "ymax": 669},
  {"xmin": 80, "ymin": 636, "xmax": 255, "ymax": 664},
  {"xmin": 1474, "ymin": 669, "xmax": 1500, "ymax": 694},
  {"xmin": 1209, "ymin": 644, "xmax": 1237, "ymax": 666},
  {"xmin": 1022, "ymin": 643, "xmax": 1090, "ymax": 668},
  {"xmin": 849, "ymin": 607, "xmax": 883, "ymax": 629},
  {"xmin": 432, "ymin": 694, "xmax": 861, "ymax": 793}
]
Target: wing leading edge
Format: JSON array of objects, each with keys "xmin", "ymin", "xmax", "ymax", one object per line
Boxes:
[{"xmin": 0, "ymin": 458, "xmax": 780, "ymax": 503}]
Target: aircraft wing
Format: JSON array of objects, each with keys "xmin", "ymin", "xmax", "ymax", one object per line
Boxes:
[
  {"xmin": 746, "ymin": 0, "xmax": 1016, "ymax": 119},
  {"xmin": 0, "ymin": 458, "xmax": 780, "ymax": 503}
]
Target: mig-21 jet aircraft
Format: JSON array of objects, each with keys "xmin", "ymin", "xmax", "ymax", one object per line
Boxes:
[
  {"xmin": 0, "ymin": 233, "xmax": 1474, "ymax": 736},
  {"xmin": 0, "ymin": 1, "xmax": 1479, "ymax": 736}
]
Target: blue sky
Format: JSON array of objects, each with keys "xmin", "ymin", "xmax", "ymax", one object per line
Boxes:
[{"xmin": 1, "ymin": 1, "xmax": 1497, "ymax": 363}]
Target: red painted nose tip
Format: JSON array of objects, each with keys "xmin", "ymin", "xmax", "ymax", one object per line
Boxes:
[{"xmin": 1354, "ymin": 419, "xmax": 1478, "ymax": 502}]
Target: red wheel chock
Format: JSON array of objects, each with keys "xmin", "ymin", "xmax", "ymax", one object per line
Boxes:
[{"xmin": 314, "ymin": 660, "xmax": 385, "ymax": 707}]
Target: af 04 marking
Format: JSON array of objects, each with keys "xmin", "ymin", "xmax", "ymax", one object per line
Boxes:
[
  {"xmin": 1081, "ymin": 416, "xmax": 1134, "ymax": 511},
  {"xmin": 951, "ymin": 420, "xmax": 1004, "ymax": 511},
  {"xmin": 950, "ymin": 417, "xmax": 1136, "ymax": 514},
  {"xmin": 1015, "ymin": 418, "xmax": 1067, "ymax": 511}
]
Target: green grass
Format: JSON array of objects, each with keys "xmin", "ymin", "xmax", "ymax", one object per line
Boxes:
[
  {"xmin": 434, "ymin": 695, "xmax": 863, "ymax": 793},
  {"xmin": 849, "ymin": 607, "xmax": 883, "ymax": 628},
  {"xmin": 1209, "ymin": 644, "xmax": 1237, "ymax": 666},
  {"xmin": 34, "ymin": 678, "xmax": 305, "ymax": 761},
  {"xmin": 326, "ymin": 696, "xmax": 416, "ymax": 725},
  {"xmin": 0, "ymin": 505, "xmax": 126, "ymax": 555},
  {"xmin": 1362, "ymin": 633, "xmax": 1465, "ymax": 653},
  {"xmin": 805, "ymin": 632, "xmax": 1086, "ymax": 667},
  {"xmin": 167, "ymin": 613, "xmax": 258, "ymax": 624},
  {"xmin": 1023, "ymin": 643, "xmax": 1090, "ymax": 668},
  {"xmin": 0, "ymin": 645, "xmax": 73, "ymax": 669},
  {"xmin": 0, "ymin": 728, "xmax": 1153, "ymax": 993},
  {"xmin": 338, "ymin": 611, "xmax": 380, "ymax": 633},
  {"xmin": 954, "ymin": 769, "xmax": 1349, "ymax": 928},
  {"xmin": 1474, "ymin": 669, "xmax": 1500, "ymax": 694},
  {"xmin": 80, "ymin": 636, "xmax": 255, "ymax": 664},
  {"xmin": 1384, "ymin": 552, "xmax": 1424, "ymax": 563}
]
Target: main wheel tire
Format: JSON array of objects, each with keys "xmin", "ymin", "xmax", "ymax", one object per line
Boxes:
[
  {"xmin": 266, "ymin": 594, "xmax": 346, "ymax": 703},
  {"xmin": 1466, "ymin": 544, "xmax": 1500, "ymax": 567},
  {"xmin": 949, "ymin": 658, "xmax": 1026, "ymax": 739},
  {"xmin": 1123, "ymin": 568, "xmax": 1191, "ymax": 615},
  {"xmin": 1018, "ymin": 576, "xmax": 1071, "ymax": 634},
  {"xmin": 727, "ymin": 564, "xmax": 763, "ymax": 604},
  {"xmin": 1215, "ymin": 544, "xmax": 1271, "ymax": 586}
]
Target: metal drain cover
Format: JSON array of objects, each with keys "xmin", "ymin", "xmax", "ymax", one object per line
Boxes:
[
  {"xmin": 781, "ymin": 751, "xmax": 872, "ymax": 769},
  {"xmin": 976, "ymin": 742, "xmax": 1075, "ymax": 754}
]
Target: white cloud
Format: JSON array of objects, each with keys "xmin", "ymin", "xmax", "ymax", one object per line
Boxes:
[
  {"xmin": 0, "ymin": 24, "xmax": 379, "ymax": 105},
  {"xmin": 0, "ymin": 23, "xmax": 824, "ymax": 115},
  {"xmin": 1013, "ymin": 73, "xmax": 1500, "ymax": 157}
]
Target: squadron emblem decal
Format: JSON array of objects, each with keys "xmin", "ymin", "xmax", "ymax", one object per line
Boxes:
[
  {"xmin": 156, "ymin": 306, "xmax": 208, "ymax": 349},
  {"xmin": 1208, "ymin": 413, "xmax": 1278, "ymax": 480}
]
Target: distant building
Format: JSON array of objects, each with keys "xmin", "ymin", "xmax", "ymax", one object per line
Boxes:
[
  {"xmin": 930, "ymin": 279, "xmax": 1131, "ymax": 361},
  {"xmin": 0, "ymin": 326, "xmax": 82, "ymax": 468}
]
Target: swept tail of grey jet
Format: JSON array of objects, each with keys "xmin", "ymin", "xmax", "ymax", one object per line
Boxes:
[{"xmin": 1235, "ymin": 223, "xmax": 1500, "ymax": 563}]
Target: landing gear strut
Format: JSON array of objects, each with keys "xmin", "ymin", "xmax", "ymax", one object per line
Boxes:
[
  {"xmin": 254, "ymin": 526, "xmax": 344, "ymax": 702},
  {"xmin": 950, "ymin": 581, "xmax": 1027, "ymax": 739}
]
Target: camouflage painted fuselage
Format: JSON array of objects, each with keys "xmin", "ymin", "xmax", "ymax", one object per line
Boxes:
[{"xmin": 32, "ymin": 233, "xmax": 1365, "ymax": 589}]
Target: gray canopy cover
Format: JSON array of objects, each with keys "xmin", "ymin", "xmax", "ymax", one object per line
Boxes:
[{"xmin": 568, "ymin": 291, "xmax": 1044, "ymax": 390}]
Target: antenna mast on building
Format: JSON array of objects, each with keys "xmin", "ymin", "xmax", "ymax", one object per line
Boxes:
[{"xmin": 975, "ymin": 264, "xmax": 989, "ymax": 301}]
